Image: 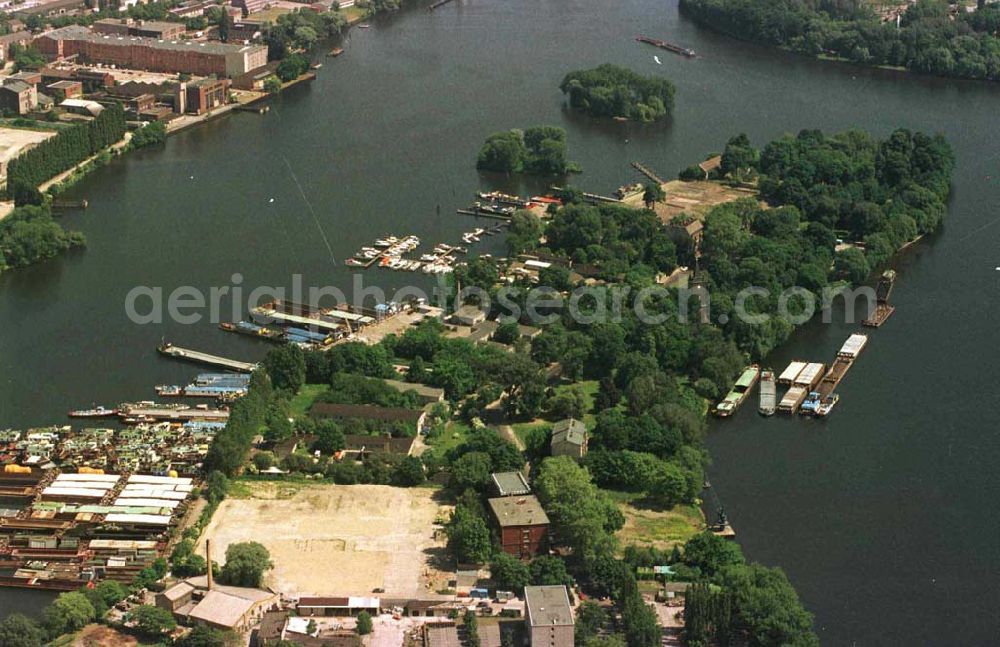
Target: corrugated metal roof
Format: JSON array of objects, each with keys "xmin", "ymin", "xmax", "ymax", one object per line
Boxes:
[{"xmin": 104, "ymin": 513, "xmax": 172, "ymax": 525}]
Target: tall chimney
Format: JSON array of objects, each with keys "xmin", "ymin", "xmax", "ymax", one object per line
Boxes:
[{"xmin": 205, "ymin": 539, "xmax": 213, "ymax": 591}]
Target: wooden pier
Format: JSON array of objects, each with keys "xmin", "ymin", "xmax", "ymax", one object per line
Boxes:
[
  {"xmin": 550, "ymin": 186, "xmax": 622, "ymax": 204},
  {"xmin": 457, "ymin": 207, "xmax": 512, "ymax": 220},
  {"xmin": 157, "ymin": 343, "xmax": 258, "ymax": 373},
  {"xmin": 631, "ymin": 161, "xmax": 667, "ymax": 185}
]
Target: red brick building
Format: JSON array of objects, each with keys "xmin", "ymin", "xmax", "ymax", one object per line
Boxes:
[
  {"xmin": 184, "ymin": 77, "xmax": 229, "ymax": 115},
  {"xmin": 35, "ymin": 25, "xmax": 267, "ymax": 78},
  {"xmin": 488, "ymin": 495, "xmax": 550, "ymax": 559}
]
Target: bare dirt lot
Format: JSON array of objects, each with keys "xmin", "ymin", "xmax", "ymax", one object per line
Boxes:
[
  {"xmin": 0, "ymin": 127, "xmax": 56, "ymax": 179},
  {"xmin": 198, "ymin": 483, "xmax": 453, "ymax": 599}
]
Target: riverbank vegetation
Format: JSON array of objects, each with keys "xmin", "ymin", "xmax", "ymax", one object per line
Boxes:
[
  {"xmin": 129, "ymin": 121, "xmax": 168, "ymax": 149},
  {"xmin": 679, "ymin": 0, "xmax": 1000, "ymax": 81},
  {"xmin": 560, "ymin": 64, "xmax": 675, "ymax": 122},
  {"xmin": 264, "ymin": 11, "xmax": 348, "ymax": 60},
  {"xmin": 0, "ymin": 204, "xmax": 85, "ymax": 273},
  {"xmin": 476, "ymin": 126, "xmax": 580, "ymax": 175}
]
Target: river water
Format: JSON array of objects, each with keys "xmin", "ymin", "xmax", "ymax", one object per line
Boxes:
[{"xmin": 1, "ymin": 0, "xmax": 998, "ymax": 642}]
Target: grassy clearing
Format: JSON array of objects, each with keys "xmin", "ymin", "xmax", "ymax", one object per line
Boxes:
[
  {"xmin": 290, "ymin": 384, "xmax": 329, "ymax": 418},
  {"xmin": 424, "ymin": 420, "xmax": 472, "ymax": 456},
  {"xmin": 616, "ymin": 496, "xmax": 704, "ymax": 550},
  {"xmin": 342, "ymin": 5, "xmax": 367, "ymax": 23},
  {"xmin": 512, "ymin": 420, "xmax": 549, "ymax": 447},
  {"xmin": 228, "ymin": 477, "xmax": 320, "ymax": 500}
]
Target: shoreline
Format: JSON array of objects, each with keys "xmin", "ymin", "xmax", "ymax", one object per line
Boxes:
[{"xmin": 680, "ymin": 9, "xmax": 998, "ymax": 85}]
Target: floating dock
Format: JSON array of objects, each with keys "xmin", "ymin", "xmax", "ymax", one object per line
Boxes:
[{"xmin": 157, "ymin": 343, "xmax": 257, "ymax": 373}]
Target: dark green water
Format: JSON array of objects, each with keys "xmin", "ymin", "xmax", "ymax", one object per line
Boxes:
[{"xmin": 2, "ymin": 0, "xmax": 998, "ymax": 642}]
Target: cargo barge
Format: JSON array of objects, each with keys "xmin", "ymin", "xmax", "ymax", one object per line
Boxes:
[
  {"xmin": 220, "ymin": 321, "xmax": 284, "ymax": 342},
  {"xmin": 758, "ymin": 369, "xmax": 776, "ymax": 416},
  {"xmin": 778, "ymin": 386, "xmax": 809, "ymax": 413},
  {"xmin": 635, "ymin": 35, "xmax": 696, "ymax": 58},
  {"xmin": 714, "ymin": 365, "xmax": 760, "ymax": 417},
  {"xmin": 863, "ymin": 270, "xmax": 897, "ymax": 328},
  {"xmin": 777, "ymin": 360, "xmax": 807, "ymax": 385}
]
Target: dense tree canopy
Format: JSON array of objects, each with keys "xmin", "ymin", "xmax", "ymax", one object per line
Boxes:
[
  {"xmin": 7, "ymin": 103, "xmax": 126, "ymax": 190},
  {"xmin": 680, "ymin": 0, "xmax": 1000, "ymax": 81},
  {"xmin": 477, "ymin": 126, "xmax": 576, "ymax": 175},
  {"xmin": 560, "ymin": 64, "xmax": 675, "ymax": 122},
  {"xmin": 0, "ymin": 204, "xmax": 85, "ymax": 272},
  {"xmin": 220, "ymin": 541, "xmax": 273, "ymax": 588}
]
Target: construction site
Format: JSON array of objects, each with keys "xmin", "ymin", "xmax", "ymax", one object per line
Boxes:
[{"xmin": 197, "ymin": 482, "xmax": 454, "ymax": 599}]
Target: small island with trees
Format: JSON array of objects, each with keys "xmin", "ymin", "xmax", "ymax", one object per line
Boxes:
[
  {"xmin": 560, "ymin": 63, "xmax": 676, "ymax": 122},
  {"xmin": 679, "ymin": 0, "xmax": 1000, "ymax": 82},
  {"xmin": 476, "ymin": 126, "xmax": 580, "ymax": 175}
]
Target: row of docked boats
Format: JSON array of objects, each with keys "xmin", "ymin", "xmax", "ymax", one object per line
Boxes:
[
  {"xmin": 713, "ymin": 365, "xmax": 840, "ymax": 418},
  {"xmin": 219, "ymin": 320, "xmax": 336, "ymax": 349},
  {"xmin": 69, "ymin": 400, "xmax": 229, "ymax": 423},
  {"xmin": 714, "ymin": 333, "xmax": 869, "ymax": 419}
]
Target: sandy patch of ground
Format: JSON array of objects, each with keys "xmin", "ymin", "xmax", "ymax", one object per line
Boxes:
[
  {"xmin": 198, "ymin": 483, "xmax": 453, "ymax": 598},
  {"xmin": 0, "ymin": 127, "xmax": 56, "ymax": 181},
  {"xmin": 73, "ymin": 624, "xmax": 139, "ymax": 647},
  {"xmin": 620, "ymin": 179, "xmax": 756, "ymax": 222}
]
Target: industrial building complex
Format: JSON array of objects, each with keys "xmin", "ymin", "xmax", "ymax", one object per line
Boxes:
[{"xmin": 35, "ymin": 25, "xmax": 268, "ymax": 78}]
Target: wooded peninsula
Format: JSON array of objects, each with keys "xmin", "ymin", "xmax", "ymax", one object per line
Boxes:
[{"xmin": 680, "ymin": 0, "xmax": 1000, "ymax": 81}]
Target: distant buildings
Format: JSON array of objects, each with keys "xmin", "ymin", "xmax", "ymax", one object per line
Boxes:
[
  {"xmin": 12, "ymin": 0, "xmax": 88, "ymax": 20},
  {"xmin": 35, "ymin": 25, "xmax": 268, "ymax": 78},
  {"xmin": 0, "ymin": 80, "xmax": 38, "ymax": 115},
  {"xmin": 0, "ymin": 31, "xmax": 33, "ymax": 62},
  {"xmin": 45, "ymin": 79, "xmax": 81, "ymax": 101},
  {"xmin": 488, "ymin": 495, "xmax": 549, "ymax": 559},
  {"xmin": 382, "ymin": 379, "xmax": 445, "ymax": 405},
  {"xmin": 550, "ymin": 419, "xmax": 587, "ymax": 461},
  {"xmin": 231, "ymin": 0, "xmax": 268, "ymax": 16},
  {"xmin": 524, "ymin": 585, "xmax": 574, "ymax": 647},
  {"xmin": 93, "ymin": 18, "xmax": 187, "ymax": 40},
  {"xmin": 296, "ymin": 596, "xmax": 381, "ymax": 617}
]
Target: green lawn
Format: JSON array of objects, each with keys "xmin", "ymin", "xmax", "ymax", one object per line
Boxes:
[
  {"xmin": 290, "ymin": 384, "xmax": 329, "ymax": 418},
  {"xmin": 616, "ymin": 496, "xmax": 704, "ymax": 550},
  {"xmin": 423, "ymin": 420, "xmax": 472, "ymax": 456}
]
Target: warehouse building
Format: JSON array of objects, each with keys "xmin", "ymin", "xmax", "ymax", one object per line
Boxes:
[{"xmin": 35, "ymin": 25, "xmax": 268, "ymax": 78}]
